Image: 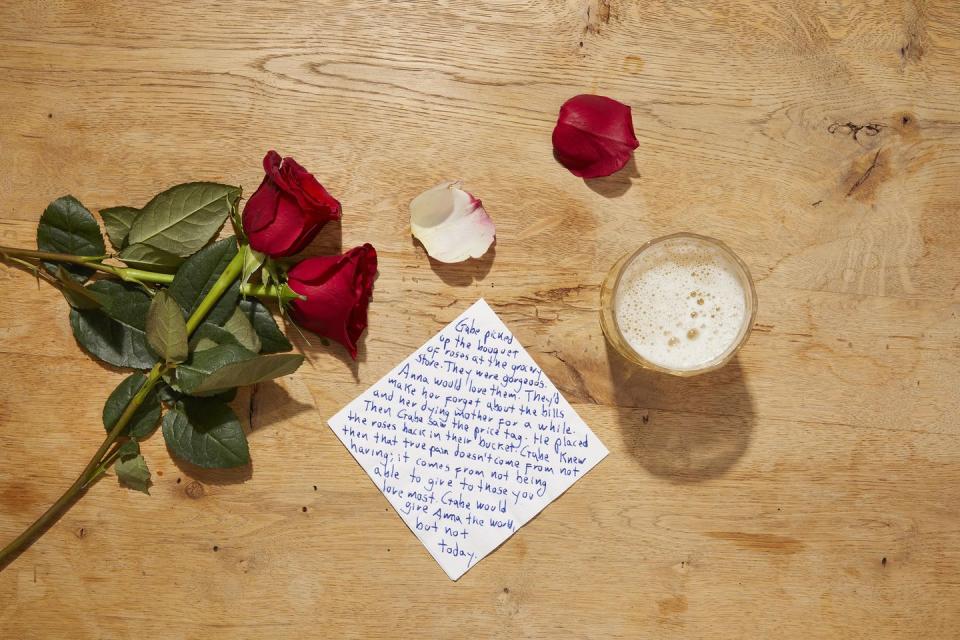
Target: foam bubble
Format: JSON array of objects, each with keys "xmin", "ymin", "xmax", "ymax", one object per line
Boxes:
[{"xmin": 614, "ymin": 237, "xmax": 748, "ymax": 370}]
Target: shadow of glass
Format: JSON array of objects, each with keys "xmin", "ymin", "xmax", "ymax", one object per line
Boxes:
[
  {"xmin": 583, "ymin": 155, "xmax": 639, "ymax": 199},
  {"xmin": 606, "ymin": 341, "xmax": 755, "ymax": 483}
]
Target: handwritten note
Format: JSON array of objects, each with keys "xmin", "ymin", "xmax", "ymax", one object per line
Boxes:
[{"xmin": 327, "ymin": 299, "xmax": 608, "ymax": 580}]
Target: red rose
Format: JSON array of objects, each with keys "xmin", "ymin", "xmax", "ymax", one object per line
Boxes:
[
  {"xmin": 242, "ymin": 150, "xmax": 342, "ymax": 257},
  {"xmin": 287, "ymin": 244, "xmax": 377, "ymax": 359},
  {"xmin": 552, "ymin": 94, "xmax": 639, "ymax": 178}
]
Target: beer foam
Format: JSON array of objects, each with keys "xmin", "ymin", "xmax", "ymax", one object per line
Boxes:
[{"xmin": 614, "ymin": 237, "xmax": 748, "ymax": 371}]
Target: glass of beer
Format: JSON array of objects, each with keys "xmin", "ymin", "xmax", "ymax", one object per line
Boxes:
[{"xmin": 600, "ymin": 232, "xmax": 757, "ymax": 376}]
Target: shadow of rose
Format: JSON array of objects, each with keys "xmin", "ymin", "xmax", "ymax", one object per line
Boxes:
[
  {"xmin": 170, "ymin": 455, "xmax": 254, "ymax": 486},
  {"xmin": 299, "ymin": 217, "xmax": 343, "ymax": 257},
  {"xmin": 283, "ymin": 309, "xmax": 367, "ymax": 382},
  {"xmin": 167, "ymin": 380, "xmax": 314, "ymax": 486},
  {"xmin": 606, "ymin": 341, "xmax": 755, "ymax": 483}
]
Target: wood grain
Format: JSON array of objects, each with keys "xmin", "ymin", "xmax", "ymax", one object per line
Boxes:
[{"xmin": 1, "ymin": 0, "xmax": 959, "ymax": 638}]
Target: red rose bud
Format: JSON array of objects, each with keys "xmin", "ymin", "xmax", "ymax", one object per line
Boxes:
[
  {"xmin": 552, "ymin": 94, "xmax": 639, "ymax": 178},
  {"xmin": 242, "ymin": 150, "xmax": 342, "ymax": 257},
  {"xmin": 287, "ymin": 244, "xmax": 377, "ymax": 359}
]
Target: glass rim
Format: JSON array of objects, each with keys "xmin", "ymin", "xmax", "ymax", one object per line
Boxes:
[{"xmin": 603, "ymin": 232, "xmax": 758, "ymax": 377}]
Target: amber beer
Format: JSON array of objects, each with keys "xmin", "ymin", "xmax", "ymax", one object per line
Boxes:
[{"xmin": 600, "ymin": 233, "xmax": 757, "ymax": 376}]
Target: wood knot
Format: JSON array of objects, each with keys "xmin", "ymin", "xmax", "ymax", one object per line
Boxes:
[
  {"xmin": 899, "ymin": 40, "xmax": 923, "ymax": 63},
  {"xmin": 184, "ymin": 480, "xmax": 205, "ymax": 499},
  {"xmin": 843, "ymin": 148, "xmax": 890, "ymax": 201},
  {"xmin": 584, "ymin": 0, "xmax": 613, "ymax": 35},
  {"xmin": 897, "ymin": 112, "xmax": 919, "ymax": 141},
  {"xmin": 657, "ymin": 594, "xmax": 688, "ymax": 617},
  {"xmin": 828, "ymin": 121, "xmax": 884, "ymax": 142}
]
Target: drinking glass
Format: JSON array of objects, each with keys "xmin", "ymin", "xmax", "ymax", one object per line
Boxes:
[{"xmin": 600, "ymin": 232, "xmax": 757, "ymax": 376}]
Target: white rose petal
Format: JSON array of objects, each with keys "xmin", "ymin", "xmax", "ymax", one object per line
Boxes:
[{"xmin": 410, "ymin": 181, "xmax": 496, "ymax": 263}]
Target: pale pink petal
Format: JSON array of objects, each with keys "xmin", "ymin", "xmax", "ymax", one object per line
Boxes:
[{"xmin": 410, "ymin": 181, "xmax": 495, "ymax": 263}]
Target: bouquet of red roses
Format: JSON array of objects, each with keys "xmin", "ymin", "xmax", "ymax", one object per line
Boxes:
[{"xmin": 0, "ymin": 151, "xmax": 376, "ymax": 565}]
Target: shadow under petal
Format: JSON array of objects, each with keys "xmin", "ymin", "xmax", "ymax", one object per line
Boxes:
[
  {"xmin": 584, "ymin": 155, "xmax": 640, "ymax": 199},
  {"xmin": 413, "ymin": 236, "xmax": 496, "ymax": 286}
]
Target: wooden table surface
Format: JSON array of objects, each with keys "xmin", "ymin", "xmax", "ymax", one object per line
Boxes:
[{"xmin": 1, "ymin": 1, "xmax": 959, "ymax": 638}]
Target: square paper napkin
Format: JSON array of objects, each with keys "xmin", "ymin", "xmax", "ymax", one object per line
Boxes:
[{"xmin": 328, "ymin": 299, "xmax": 608, "ymax": 579}]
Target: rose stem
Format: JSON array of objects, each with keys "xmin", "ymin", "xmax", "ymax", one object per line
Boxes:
[
  {"xmin": 0, "ymin": 245, "xmax": 297, "ymax": 301},
  {"xmin": 0, "ymin": 250, "xmax": 246, "ymax": 569}
]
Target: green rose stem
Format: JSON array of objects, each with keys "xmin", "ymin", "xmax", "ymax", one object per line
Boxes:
[
  {"xmin": 0, "ymin": 245, "xmax": 300, "ymax": 302},
  {"xmin": 0, "ymin": 250, "xmax": 247, "ymax": 568},
  {"xmin": 0, "ymin": 245, "xmax": 163, "ymax": 283}
]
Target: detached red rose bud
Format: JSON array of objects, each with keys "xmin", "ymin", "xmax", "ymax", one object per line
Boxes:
[
  {"xmin": 242, "ymin": 150, "xmax": 342, "ymax": 257},
  {"xmin": 552, "ymin": 94, "xmax": 639, "ymax": 178},
  {"xmin": 287, "ymin": 244, "xmax": 377, "ymax": 359}
]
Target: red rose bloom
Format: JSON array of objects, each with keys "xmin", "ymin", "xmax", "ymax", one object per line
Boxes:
[
  {"xmin": 552, "ymin": 94, "xmax": 639, "ymax": 178},
  {"xmin": 287, "ymin": 244, "xmax": 377, "ymax": 359},
  {"xmin": 242, "ymin": 150, "xmax": 342, "ymax": 257}
]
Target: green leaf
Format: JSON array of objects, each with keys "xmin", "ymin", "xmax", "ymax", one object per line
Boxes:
[
  {"xmin": 238, "ymin": 298, "xmax": 293, "ymax": 353},
  {"xmin": 157, "ymin": 380, "xmax": 236, "ymax": 406},
  {"xmin": 127, "ymin": 182, "xmax": 240, "ymax": 257},
  {"xmin": 103, "ymin": 373, "xmax": 162, "ymax": 438},
  {"xmin": 55, "ymin": 266, "xmax": 103, "ymax": 310},
  {"xmin": 176, "ymin": 343, "xmax": 303, "ymax": 396},
  {"xmin": 262, "ymin": 259, "xmax": 284, "ymax": 292},
  {"xmin": 178, "ymin": 343, "xmax": 255, "ymax": 378},
  {"xmin": 240, "ymin": 245, "xmax": 265, "ymax": 292},
  {"xmin": 157, "ymin": 381, "xmax": 182, "ymax": 406},
  {"xmin": 157, "ymin": 382, "xmax": 237, "ymax": 407},
  {"xmin": 223, "ymin": 306, "xmax": 261, "ymax": 353},
  {"xmin": 162, "ymin": 399, "xmax": 249, "ymax": 468},
  {"xmin": 146, "ymin": 291, "xmax": 188, "ymax": 364},
  {"xmin": 116, "ymin": 454, "xmax": 151, "ymax": 492},
  {"xmin": 161, "ymin": 375, "xmax": 243, "ymax": 403},
  {"xmin": 168, "ymin": 237, "xmax": 240, "ymax": 326},
  {"xmin": 118, "ymin": 243, "xmax": 183, "ymax": 273},
  {"xmin": 262, "ymin": 262, "xmax": 275, "ymax": 289},
  {"xmin": 230, "ymin": 202, "xmax": 246, "ymax": 243},
  {"xmin": 70, "ymin": 280, "xmax": 155, "ymax": 369},
  {"xmin": 100, "ymin": 206, "xmax": 140, "ymax": 251},
  {"xmin": 189, "ymin": 323, "xmax": 242, "ymax": 352},
  {"xmin": 36, "ymin": 196, "xmax": 106, "ymax": 282},
  {"xmin": 117, "ymin": 439, "xmax": 140, "ymax": 458},
  {"xmin": 96, "ymin": 280, "xmax": 153, "ymax": 329},
  {"xmin": 115, "ymin": 441, "xmax": 151, "ymax": 494}
]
